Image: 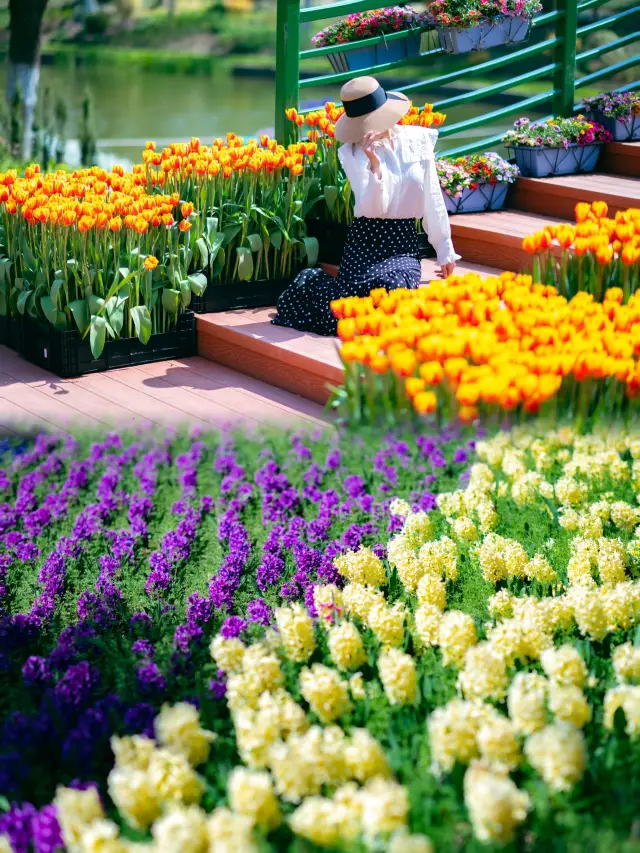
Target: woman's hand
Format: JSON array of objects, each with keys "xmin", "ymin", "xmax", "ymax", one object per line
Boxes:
[
  {"xmin": 438, "ymin": 262, "xmax": 456, "ymax": 279},
  {"xmin": 362, "ymin": 131, "xmax": 385, "ymax": 176}
]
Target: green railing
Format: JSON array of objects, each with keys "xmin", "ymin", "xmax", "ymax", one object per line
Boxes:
[{"xmin": 275, "ymin": 0, "xmax": 640, "ymax": 152}]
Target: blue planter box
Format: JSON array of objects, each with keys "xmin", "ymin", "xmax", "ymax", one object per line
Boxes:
[
  {"xmin": 584, "ymin": 111, "xmax": 640, "ymax": 142},
  {"xmin": 444, "ymin": 181, "xmax": 509, "ymax": 214},
  {"xmin": 509, "ymin": 143, "xmax": 603, "ymax": 178},
  {"xmin": 328, "ymin": 31, "xmax": 421, "ymax": 73},
  {"xmin": 437, "ymin": 14, "xmax": 529, "ymax": 54}
]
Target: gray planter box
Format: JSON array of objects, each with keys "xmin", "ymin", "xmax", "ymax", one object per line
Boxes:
[
  {"xmin": 437, "ymin": 14, "xmax": 529, "ymax": 54},
  {"xmin": 509, "ymin": 143, "xmax": 603, "ymax": 178},
  {"xmin": 584, "ymin": 110, "xmax": 640, "ymax": 142},
  {"xmin": 443, "ymin": 181, "xmax": 509, "ymax": 214},
  {"xmin": 328, "ymin": 30, "xmax": 421, "ymax": 73}
]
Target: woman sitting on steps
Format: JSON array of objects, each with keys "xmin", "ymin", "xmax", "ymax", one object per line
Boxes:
[{"xmin": 272, "ymin": 75, "xmax": 460, "ymax": 337}]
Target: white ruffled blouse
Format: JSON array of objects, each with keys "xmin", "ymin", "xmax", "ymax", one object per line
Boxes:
[{"xmin": 337, "ymin": 125, "xmax": 460, "ymax": 267}]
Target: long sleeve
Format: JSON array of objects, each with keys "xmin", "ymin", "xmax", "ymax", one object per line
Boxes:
[
  {"xmin": 338, "ymin": 145, "xmax": 394, "ymax": 219},
  {"xmin": 422, "ymin": 141, "xmax": 460, "ymax": 267}
]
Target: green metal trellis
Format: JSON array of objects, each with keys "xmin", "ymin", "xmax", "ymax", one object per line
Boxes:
[{"xmin": 274, "ymin": 0, "xmax": 640, "ymax": 153}]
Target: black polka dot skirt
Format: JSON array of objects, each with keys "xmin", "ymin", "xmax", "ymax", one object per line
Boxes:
[{"xmin": 272, "ymin": 217, "xmax": 421, "ymax": 336}]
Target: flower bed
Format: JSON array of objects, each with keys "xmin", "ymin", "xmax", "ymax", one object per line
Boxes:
[
  {"xmin": 522, "ymin": 200, "xmax": 640, "ymax": 299},
  {"xmin": 437, "ymin": 152, "xmax": 519, "ymax": 213},
  {"xmin": 312, "ymin": 7, "xmax": 426, "ymax": 73},
  {"xmin": 4, "ymin": 425, "xmax": 640, "ymax": 851},
  {"xmin": 331, "ymin": 268, "xmax": 640, "ymax": 428},
  {"xmin": 582, "ymin": 90, "xmax": 640, "ymax": 142},
  {"xmin": 503, "ymin": 116, "xmax": 612, "ymax": 177},
  {"xmin": 0, "ymin": 427, "xmax": 471, "ymax": 813},
  {"xmin": 427, "ymin": 0, "xmax": 541, "ymax": 53}
]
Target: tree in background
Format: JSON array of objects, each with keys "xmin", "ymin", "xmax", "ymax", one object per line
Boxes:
[{"xmin": 7, "ymin": 0, "xmax": 49, "ymax": 160}]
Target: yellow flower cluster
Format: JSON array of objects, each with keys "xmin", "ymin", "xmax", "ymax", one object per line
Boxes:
[{"xmin": 54, "ymin": 705, "xmax": 257, "ymax": 853}]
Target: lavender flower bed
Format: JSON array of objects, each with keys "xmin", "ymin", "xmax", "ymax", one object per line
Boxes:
[{"xmin": 0, "ymin": 425, "xmax": 474, "ymax": 845}]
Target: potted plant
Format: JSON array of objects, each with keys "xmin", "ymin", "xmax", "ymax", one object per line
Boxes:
[
  {"xmin": 427, "ymin": 0, "xmax": 541, "ymax": 54},
  {"xmin": 0, "ymin": 164, "xmax": 198, "ymax": 377},
  {"xmin": 436, "ymin": 152, "xmax": 519, "ymax": 213},
  {"xmin": 581, "ymin": 90, "xmax": 640, "ymax": 142},
  {"xmin": 141, "ymin": 134, "xmax": 321, "ymax": 314},
  {"xmin": 312, "ymin": 6, "xmax": 427, "ymax": 74},
  {"xmin": 502, "ymin": 116, "xmax": 612, "ymax": 178}
]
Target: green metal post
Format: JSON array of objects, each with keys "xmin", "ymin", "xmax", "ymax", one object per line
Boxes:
[
  {"xmin": 275, "ymin": 0, "xmax": 301, "ymax": 144},
  {"xmin": 552, "ymin": 0, "xmax": 578, "ymax": 116}
]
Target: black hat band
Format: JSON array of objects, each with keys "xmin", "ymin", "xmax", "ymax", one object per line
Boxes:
[{"xmin": 343, "ymin": 85, "xmax": 404, "ymax": 118}]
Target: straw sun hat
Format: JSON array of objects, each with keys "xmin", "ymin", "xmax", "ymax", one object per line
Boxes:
[{"xmin": 334, "ymin": 76, "xmax": 411, "ymax": 144}]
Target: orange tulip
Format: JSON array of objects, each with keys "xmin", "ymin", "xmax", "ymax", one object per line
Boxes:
[
  {"xmin": 144, "ymin": 255, "xmax": 159, "ymax": 271},
  {"xmin": 178, "ymin": 220, "xmax": 192, "ymax": 233},
  {"xmin": 413, "ymin": 391, "xmax": 438, "ymax": 415}
]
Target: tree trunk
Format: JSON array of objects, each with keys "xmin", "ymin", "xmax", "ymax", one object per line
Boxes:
[
  {"xmin": 7, "ymin": 0, "xmax": 49, "ymax": 160},
  {"xmin": 167, "ymin": 0, "xmax": 177, "ymax": 17}
]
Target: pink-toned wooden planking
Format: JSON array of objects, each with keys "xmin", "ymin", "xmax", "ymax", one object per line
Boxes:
[{"xmin": 0, "ymin": 344, "xmax": 327, "ymax": 434}]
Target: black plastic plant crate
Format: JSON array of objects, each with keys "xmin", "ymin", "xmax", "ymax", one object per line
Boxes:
[
  {"xmin": 0, "ymin": 313, "xmax": 24, "ymax": 353},
  {"xmin": 306, "ymin": 219, "xmax": 350, "ymax": 266},
  {"xmin": 190, "ymin": 278, "xmax": 291, "ymax": 313},
  {"xmin": 19, "ymin": 311, "xmax": 196, "ymax": 379}
]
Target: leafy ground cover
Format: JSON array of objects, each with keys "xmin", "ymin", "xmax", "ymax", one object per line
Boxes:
[{"xmin": 2, "ymin": 424, "xmax": 640, "ymax": 852}]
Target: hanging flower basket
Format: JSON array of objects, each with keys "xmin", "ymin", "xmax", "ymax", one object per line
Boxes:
[
  {"xmin": 436, "ymin": 13, "xmax": 529, "ymax": 54},
  {"xmin": 313, "ymin": 6, "xmax": 426, "ymax": 74},
  {"xmin": 582, "ymin": 91, "xmax": 640, "ymax": 142},
  {"xmin": 502, "ymin": 117, "xmax": 612, "ymax": 178},
  {"xmin": 437, "ymin": 152, "xmax": 518, "ymax": 213},
  {"xmin": 327, "ymin": 30, "xmax": 422, "ymax": 74}
]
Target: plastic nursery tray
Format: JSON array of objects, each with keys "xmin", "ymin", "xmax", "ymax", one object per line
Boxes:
[{"xmin": 9, "ymin": 310, "xmax": 196, "ymax": 379}]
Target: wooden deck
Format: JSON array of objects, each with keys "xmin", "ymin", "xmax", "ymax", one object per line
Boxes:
[{"xmin": 0, "ymin": 345, "xmax": 327, "ymax": 436}]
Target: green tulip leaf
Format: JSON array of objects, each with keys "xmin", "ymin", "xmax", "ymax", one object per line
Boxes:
[
  {"xmin": 50, "ymin": 279, "xmax": 65, "ymax": 308},
  {"xmin": 16, "ymin": 289, "xmax": 31, "ymax": 315},
  {"xmin": 303, "ymin": 237, "xmax": 319, "ymax": 268},
  {"xmin": 88, "ymin": 294, "xmax": 105, "ymax": 316},
  {"xmin": 179, "ymin": 279, "xmax": 192, "ymax": 308},
  {"xmin": 40, "ymin": 295, "xmax": 59, "ymax": 326},
  {"xmin": 68, "ymin": 299, "xmax": 90, "ymax": 334},
  {"xmin": 0, "ymin": 258, "xmax": 12, "ymax": 285},
  {"xmin": 223, "ymin": 224, "xmax": 241, "ymax": 246},
  {"xmin": 161, "ymin": 288, "xmax": 181, "ymax": 315},
  {"xmin": 206, "ymin": 216, "xmax": 218, "ymax": 240},
  {"xmin": 270, "ymin": 232, "xmax": 283, "ymax": 251},
  {"xmin": 236, "ymin": 247, "xmax": 253, "ymax": 282},
  {"xmin": 89, "ymin": 315, "xmax": 107, "ymax": 359},
  {"xmin": 188, "ymin": 273, "xmax": 207, "ymax": 296},
  {"xmin": 247, "ymin": 233, "xmax": 262, "ymax": 253},
  {"xmin": 20, "ymin": 237, "xmax": 36, "ymax": 270},
  {"xmin": 131, "ymin": 305, "xmax": 152, "ymax": 345},
  {"xmin": 196, "ymin": 237, "xmax": 209, "ymax": 269},
  {"xmin": 0, "ymin": 281, "xmax": 7, "ymax": 316},
  {"xmin": 324, "ymin": 185, "xmax": 339, "ymax": 210}
]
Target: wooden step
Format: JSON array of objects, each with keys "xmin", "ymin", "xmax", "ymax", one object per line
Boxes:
[
  {"xmin": 320, "ymin": 258, "xmax": 502, "ymax": 280},
  {"xmin": 197, "ymin": 258, "xmax": 503, "ymax": 405},
  {"xmin": 600, "ymin": 142, "xmax": 640, "ymax": 178},
  {"xmin": 449, "ymin": 210, "xmax": 565, "ymax": 272},
  {"xmin": 197, "ymin": 309, "xmax": 343, "ymax": 406},
  {"xmin": 512, "ymin": 173, "xmax": 640, "ymax": 220}
]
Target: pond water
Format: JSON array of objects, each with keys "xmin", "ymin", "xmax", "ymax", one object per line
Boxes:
[{"xmin": 0, "ymin": 60, "xmax": 544, "ymax": 167}]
